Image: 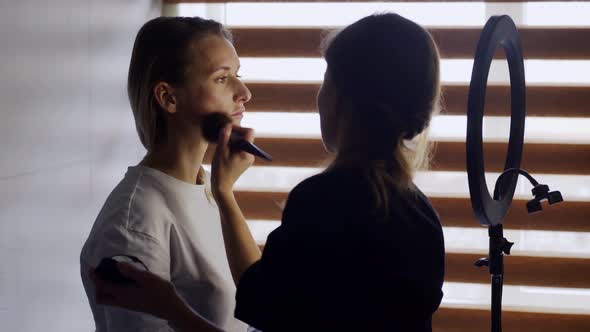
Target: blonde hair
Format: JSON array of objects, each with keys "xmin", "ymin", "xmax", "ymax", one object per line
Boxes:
[{"xmin": 321, "ymin": 13, "xmax": 441, "ymax": 220}]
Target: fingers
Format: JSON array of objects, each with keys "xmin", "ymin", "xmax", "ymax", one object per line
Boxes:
[
  {"xmin": 88, "ymin": 268, "xmax": 109, "ymax": 292},
  {"xmin": 88, "ymin": 267, "xmax": 129, "ymax": 299},
  {"xmin": 88, "ymin": 268, "xmax": 99, "ymax": 284},
  {"xmin": 213, "ymin": 124, "xmax": 232, "ymax": 162},
  {"xmin": 88, "ymin": 268, "xmax": 121, "ymax": 305},
  {"xmin": 116, "ymin": 262, "xmax": 147, "ymax": 281},
  {"xmin": 231, "ymin": 126, "xmax": 255, "ymax": 162},
  {"xmin": 217, "ymin": 124, "xmax": 232, "ymax": 147},
  {"xmin": 95, "ymin": 290, "xmax": 117, "ymax": 306},
  {"xmin": 231, "ymin": 126, "xmax": 255, "ymax": 143}
]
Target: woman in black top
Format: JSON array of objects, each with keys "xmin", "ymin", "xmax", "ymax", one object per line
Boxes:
[
  {"xmin": 235, "ymin": 167, "xmax": 444, "ymax": 331},
  {"xmin": 90, "ymin": 13, "xmax": 445, "ymax": 332}
]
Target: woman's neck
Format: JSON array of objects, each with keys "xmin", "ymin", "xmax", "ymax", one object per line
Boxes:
[{"xmin": 140, "ymin": 134, "xmax": 208, "ymax": 185}]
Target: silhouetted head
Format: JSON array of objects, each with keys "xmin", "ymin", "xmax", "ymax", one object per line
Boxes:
[
  {"xmin": 319, "ymin": 13, "xmax": 441, "ymax": 193},
  {"xmin": 317, "ymin": 14, "xmax": 441, "ymax": 220}
]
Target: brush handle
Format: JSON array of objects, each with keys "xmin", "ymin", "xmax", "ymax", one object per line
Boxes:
[{"xmin": 229, "ymin": 133, "xmax": 273, "ymax": 162}]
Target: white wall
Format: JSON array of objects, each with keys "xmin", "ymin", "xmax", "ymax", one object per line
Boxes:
[{"xmin": 0, "ymin": 1, "xmax": 160, "ymax": 330}]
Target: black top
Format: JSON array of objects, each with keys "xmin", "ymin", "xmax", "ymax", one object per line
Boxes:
[{"xmin": 235, "ymin": 167, "xmax": 445, "ymax": 332}]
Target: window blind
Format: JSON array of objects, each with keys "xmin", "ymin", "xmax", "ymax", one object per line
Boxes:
[{"xmin": 165, "ymin": 2, "xmax": 590, "ymax": 331}]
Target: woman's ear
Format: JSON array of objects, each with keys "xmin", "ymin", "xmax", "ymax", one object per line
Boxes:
[{"xmin": 153, "ymin": 82, "xmax": 177, "ymax": 114}]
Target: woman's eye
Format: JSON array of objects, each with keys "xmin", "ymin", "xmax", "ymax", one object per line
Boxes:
[{"xmin": 217, "ymin": 76, "xmax": 228, "ymax": 83}]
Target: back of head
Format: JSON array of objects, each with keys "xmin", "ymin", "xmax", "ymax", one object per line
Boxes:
[
  {"xmin": 324, "ymin": 13, "xmax": 439, "ymax": 142},
  {"xmin": 127, "ymin": 16, "xmax": 232, "ymax": 151},
  {"xmin": 322, "ymin": 13, "xmax": 441, "ymax": 216}
]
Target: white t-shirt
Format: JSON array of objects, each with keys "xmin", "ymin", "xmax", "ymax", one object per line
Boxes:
[{"xmin": 80, "ymin": 166, "xmax": 247, "ymax": 332}]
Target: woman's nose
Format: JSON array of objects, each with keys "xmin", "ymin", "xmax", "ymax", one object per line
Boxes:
[{"xmin": 235, "ymin": 79, "xmax": 252, "ymax": 104}]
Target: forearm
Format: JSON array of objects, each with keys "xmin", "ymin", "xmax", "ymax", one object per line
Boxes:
[{"xmin": 215, "ymin": 191, "xmax": 262, "ymax": 285}]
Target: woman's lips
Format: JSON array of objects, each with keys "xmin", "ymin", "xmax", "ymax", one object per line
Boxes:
[{"xmin": 232, "ymin": 111, "xmax": 245, "ymax": 117}]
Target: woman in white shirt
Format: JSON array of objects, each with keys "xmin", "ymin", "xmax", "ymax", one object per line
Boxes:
[{"xmin": 80, "ymin": 16, "xmax": 252, "ymax": 332}]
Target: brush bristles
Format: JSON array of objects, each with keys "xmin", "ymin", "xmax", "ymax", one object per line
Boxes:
[{"xmin": 201, "ymin": 112, "xmax": 232, "ymax": 143}]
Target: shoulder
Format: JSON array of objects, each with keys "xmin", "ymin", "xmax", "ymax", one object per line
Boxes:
[
  {"xmin": 96, "ymin": 167, "xmax": 174, "ymax": 241},
  {"xmin": 291, "ymin": 167, "xmax": 368, "ymax": 196},
  {"xmin": 125, "ymin": 168, "xmax": 177, "ymax": 237},
  {"xmin": 284, "ymin": 167, "xmax": 373, "ymax": 217}
]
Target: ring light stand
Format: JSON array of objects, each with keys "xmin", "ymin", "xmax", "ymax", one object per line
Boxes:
[{"xmin": 466, "ymin": 15, "xmax": 563, "ymax": 332}]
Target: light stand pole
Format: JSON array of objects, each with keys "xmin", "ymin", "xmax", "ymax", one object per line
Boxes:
[{"xmin": 466, "ymin": 16, "xmax": 563, "ymax": 332}]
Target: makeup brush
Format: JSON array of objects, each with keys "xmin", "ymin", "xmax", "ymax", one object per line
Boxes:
[{"xmin": 201, "ymin": 112, "xmax": 272, "ymax": 162}]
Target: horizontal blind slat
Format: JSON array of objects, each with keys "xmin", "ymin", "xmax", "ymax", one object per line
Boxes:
[
  {"xmin": 231, "ymin": 27, "xmax": 590, "ymax": 59},
  {"xmin": 255, "ymin": 241, "xmax": 590, "ymax": 288},
  {"xmin": 433, "ymin": 308, "xmax": 590, "ymax": 332},
  {"xmin": 235, "ymin": 191, "xmax": 590, "ymax": 232},
  {"xmin": 204, "ymin": 139, "xmax": 590, "ymax": 174},
  {"xmin": 245, "ymin": 83, "xmax": 590, "ymax": 117},
  {"xmin": 445, "ymin": 253, "xmax": 590, "ymax": 288}
]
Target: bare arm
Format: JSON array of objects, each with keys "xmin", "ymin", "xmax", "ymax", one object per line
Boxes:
[
  {"xmin": 211, "ymin": 124, "xmax": 261, "ymax": 286},
  {"xmin": 89, "ymin": 263, "xmax": 224, "ymax": 332},
  {"xmin": 215, "ymin": 191, "xmax": 261, "ymax": 285}
]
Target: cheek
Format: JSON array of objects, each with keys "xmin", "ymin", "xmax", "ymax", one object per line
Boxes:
[
  {"xmin": 319, "ymin": 105, "xmax": 336, "ymax": 152},
  {"xmin": 318, "ymin": 96, "xmax": 340, "ymax": 152},
  {"xmin": 322, "ymin": 114, "xmax": 334, "ymax": 139},
  {"xmin": 318, "ymin": 89, "xmax": 333, "ymax": 131},
  {"xmin": 192, "ymin": 85, "xmax": 242, "ymax": 126},
  {"xmin": 317, "ymin": 86, "xmax": 327, "ymax": 113},
  {"xmin": 191, "ymin": 84, "xmax": 232, "ymax": 114}
]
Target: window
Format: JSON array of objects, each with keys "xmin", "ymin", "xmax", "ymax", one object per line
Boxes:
[{"xmin": 166, "ymin": 1, "xmax": 590, "ymax": 330}]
